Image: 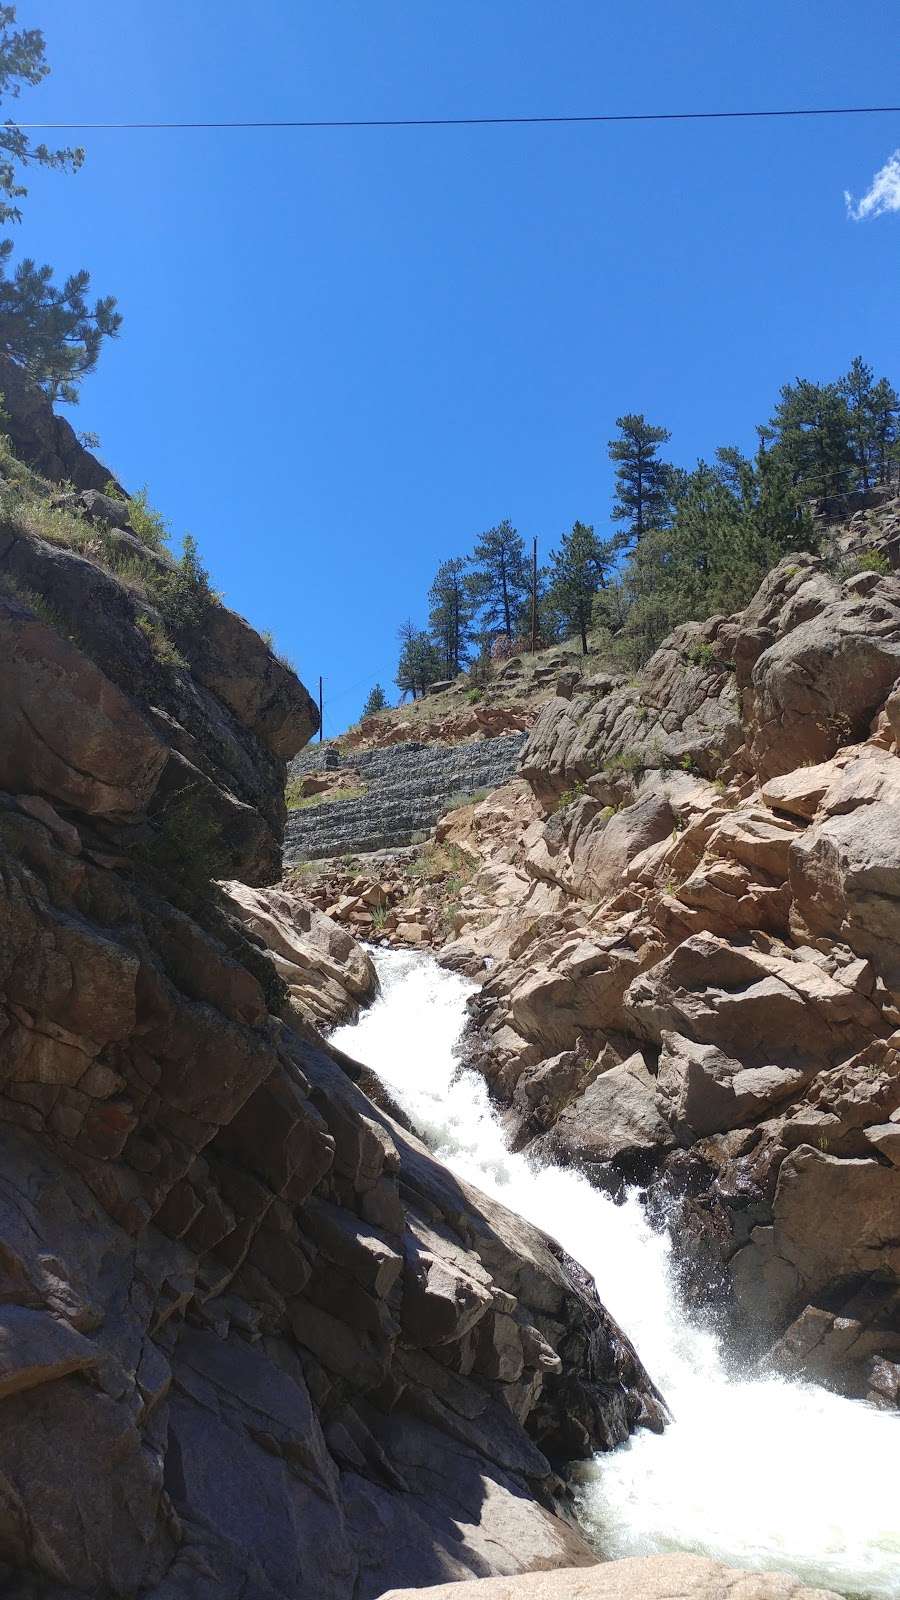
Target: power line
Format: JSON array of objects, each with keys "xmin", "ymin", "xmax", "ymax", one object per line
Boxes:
[{"xmin": 7, "ymin": 103, "xmax": 900, "ymax": 133}]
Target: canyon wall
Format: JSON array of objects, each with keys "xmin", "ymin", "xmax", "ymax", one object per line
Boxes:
[
  {"xmin": 0, "ymin": 403, "xmax": 663, "ymax": 1598},
  {"xmin": 444, "ymin": 495, "xmax": 900, "ymax": 1404}
]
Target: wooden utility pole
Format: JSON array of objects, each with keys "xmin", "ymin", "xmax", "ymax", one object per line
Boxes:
[
  {"xmin": 530, "ymin": 536, "xmax": 538, "ymax": 654},
  {"xmin": 318, "ymin": 676, "xmax": 323, "ymax": 742}
]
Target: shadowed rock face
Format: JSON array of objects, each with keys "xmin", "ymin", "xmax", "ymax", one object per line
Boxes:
[
  {"xmin": 0, "ymin": 519, "xmax": 318, "ymax": 885},
  {"xmin": 0, "ymin": 380, "xmax": 664, "ymax": 1598},
  {"xmin": 0, "ymin": 354, "xmax": 123, "ymax": 492}
]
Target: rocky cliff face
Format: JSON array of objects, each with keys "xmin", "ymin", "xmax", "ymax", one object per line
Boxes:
[
  {"xmin": 0, "ymin": 398, "xmax": 663, "ymax": 1597},
  {"xmin": 442, "ymin": 496, "xmax": 900, "ymax": 1405}
]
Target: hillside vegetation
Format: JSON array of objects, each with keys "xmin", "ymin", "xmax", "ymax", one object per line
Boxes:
[{"xmin": 359, "ymin": 358, "xmax": 899, "ymax": 723}]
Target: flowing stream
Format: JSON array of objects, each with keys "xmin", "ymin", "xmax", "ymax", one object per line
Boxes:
[{"xmin": 331, "ymin": 948, "xmax": 900, "ymax": 1599}]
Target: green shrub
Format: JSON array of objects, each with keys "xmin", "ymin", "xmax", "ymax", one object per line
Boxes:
[
  {"xmin": 285, "ymin": 781, "xmax": 366, "ymax": 812},
  {"xmin": 155, "ymin": 535, "xmax": 220, "ymax": 632},
  {"xmin": 854, "ymin": 550, "xmax": 890, "ymax": 575},
  {"xmin": 134, "ymin": 612, "xmax": 186, "ymax": 668},
  {"xmin": 557, "ymin": 780, "xmax": 587, "ymax": 810},
  {"xmin": 443, "ymin": 787, "xmax": 489, "ymax": 813},
  {"xmin": 127, "ymin": 487, "xmax": 170, "ymax": 551},
  {"xmin": 686, "ymin": 640, "xmax": 716, "ymax": 669},
  {"xmin": 0, "ymin": 572, "xmax": 67, "ymax": 633},
  {"xmin": 603, "ymin": 748, "xmax": 644, "ymax": 777}
]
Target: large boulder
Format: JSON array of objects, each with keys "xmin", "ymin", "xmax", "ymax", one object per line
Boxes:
[
  {"xmin": 536, "ymin": 1058, "xmax": 675, "ymax": 1177},
  {"xmin": 743, "ymin": 569, "xmax": 900, "ymax": 780},
  {"xmin": 790, "ymin": 799, "xmax": 900, "ymax": 996},
  {"xmin": 624, "ymin": 932, "xmax": 885, "ymax": 1069},
  {"xmin": 732, "ymin": 1145, "xmax": 900, "ymax": 1331},
  {"xmin": 1, "ymin": 517, "xmax": 317, "ymax": 883},
  {"xmin": 656, "ymin": 1031, "xmax": 807, "ymax": 1138},
  {"xmin": 221, "ymin": 880, "xmax": 378, "ymax": 1026},
  {"xmin": 0, "ymin": 351, "xmax": 122, "ymax": 490}
]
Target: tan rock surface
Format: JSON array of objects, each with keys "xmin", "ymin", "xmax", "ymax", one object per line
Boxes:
[{"xmin": 380, "ymin": 1552, "xmax": 841, "ymax": 1600}]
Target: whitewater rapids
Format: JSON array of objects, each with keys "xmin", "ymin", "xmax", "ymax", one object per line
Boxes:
[{"xmin": 331, "ymin": 948, "xmax": 900, "ymax": 1600}]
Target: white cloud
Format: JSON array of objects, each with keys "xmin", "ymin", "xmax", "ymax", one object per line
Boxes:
[{"xmin": 845, "ymin": 148, "xmax": 900, "ymax": 221}]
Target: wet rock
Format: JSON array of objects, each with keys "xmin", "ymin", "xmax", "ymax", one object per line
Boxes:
[
  {"xmin": 536, "ymin": 1061, "xmax": 675, "ymax": 1177},
  {"xmin": 732, "ymin": 1146, "xmax": 900, "ymax": 1330}
]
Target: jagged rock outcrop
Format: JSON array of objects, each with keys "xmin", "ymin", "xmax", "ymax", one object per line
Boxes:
[
  {"xmin": 382, "ymin": 1552, "xmax": 841, "ymax": 1600},
  {"xmin": 447, "ymin": 502, "xmax": 900, "ymax": 1402},
  {"xmin": 221, "ymin": 879, "xmax": 379, "ymax": 1027},
  {"xmin": 0, "ymin": 354, "xmax": 124, "ymax": 492},
  {"xmin": 0, "ymin": 407, "xmax": 664, "ymax": 1597},
  {"xmin": 1, "ymin": 521, "xmax": 316, "ymax": 884},
  {"xmin": 285, "ymin": 734, "xmax": 526, "ymax": 860}
]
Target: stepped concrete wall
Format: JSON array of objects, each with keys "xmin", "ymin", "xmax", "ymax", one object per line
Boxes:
[{"xmin": 284, "ymin": 734, "xmax": 525, "ymax": 860}]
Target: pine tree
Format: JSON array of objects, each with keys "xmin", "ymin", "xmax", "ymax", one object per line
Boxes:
[
  {"xmin": 428, "ymin": 557, "xmax": 471, "ymax": 676},
  {"xmin": 869, "ymin": 376, "xmax": 900, "ymax": 486},
  {"xmin": 549, "ymin": 521, "xmax": 617, "ymax": 654},
  {"xmin": 624, "ymin": 446, "xmax": 814, "ymax": 660},
  {"xmin": 395, "ymin": 621, "xmax": 442, "ymax": 699},
  {"xmin": 840, "ymin": 356, "xmax": 877, "ymax": 490},
  {"xmin": 608, "ymin": 414, "xmax": 673, "ymax": 544},
  {"xmin": 766, "ymin": 380, "xmax": 854, "ymax": 502},
  {"xmin": 361, "ymin": 684, "xmax": 388, "ymax": 718},
  {"xmin": 0, "ymin": 8, "xmax": 120, "ymax": 400},
  {"xmin": 468, "ymin": 521, "xmax": 530, "ymax": 643},
  {"xmin": 0, "ymin": 249, "xmax": 121, "ymax": 402}
]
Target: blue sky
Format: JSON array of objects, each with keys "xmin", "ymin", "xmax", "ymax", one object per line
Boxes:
[{"xmin": 14, "ymin": 1, "xmax": 900, "ymax": 732}]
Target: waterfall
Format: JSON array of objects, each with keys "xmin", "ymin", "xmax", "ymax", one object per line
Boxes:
[{"xmin": 331, "ymin": 947, "xmax": 900, "ymax": 1600}]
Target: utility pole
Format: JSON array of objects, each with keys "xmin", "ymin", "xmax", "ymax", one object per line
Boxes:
[
  {"xmin": 530, "ymin": 536, "xmax": 538, "ymax": 654},
  {"xmin": 318, "ymin": 675, "xmax": 323, "ymax": 742}
]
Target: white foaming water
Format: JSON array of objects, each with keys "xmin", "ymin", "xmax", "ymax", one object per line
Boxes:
[{"xmin": 331, "ymin": 948, "xmax": 900, "ymax": 1599}]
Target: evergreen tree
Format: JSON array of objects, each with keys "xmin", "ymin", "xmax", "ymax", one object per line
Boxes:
[
  {"xmin": 395, "ymin": 620, "xmax": 442, "ymax": 699},
  {"xmin": 361, "ymin": 684, "xmax": 388, "ymax": 718},
  {"xmin": 608, "ymin": 414, "xmax": 673, "ymax": 544},
  {"xmin": 0, "ymin": 249, "xmax": 121, "ymax": 402},
  {"xmin": 468, "ymin": 520, "xmax": 530, "ymax": 643},
  {"xmin": 0, "ymin": 8, "xmax": 120, "ymax": 400},
  {"xmin": 840, "ymin": 356, "xmax": 877, "ymax": 490},
  {"xmin": 869, "ymin": 376, "xmax": 900, "ymax": 486},
  {"xmin": 428, "ymin": 556, "xmax": 472, "ymax": 676},
  {"xmin": 549, "ymin": 521, "xmax": 617, "ymax": 654},
  {"xmin": 624, "ymin": 447, "xmax": 814, "ymax": 660},
  {"xmin": 766, "ymin": 379, "xmax": 854, "ymax": 502}
]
